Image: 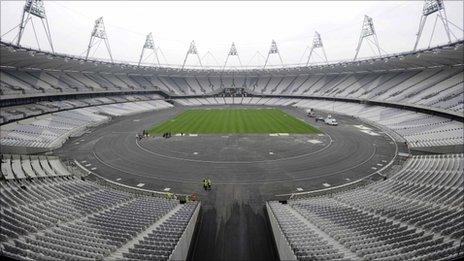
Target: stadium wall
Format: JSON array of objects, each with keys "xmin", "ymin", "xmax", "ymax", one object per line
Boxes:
[{"xmin": 266, "ymin": 202, "xmax": 297, "ymax": 261}]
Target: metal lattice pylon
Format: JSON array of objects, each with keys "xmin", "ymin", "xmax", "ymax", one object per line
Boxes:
[
  {"xmin": 306, "ymin": 31, "xmax": 328, "ymax": 65},
  {"xmin": 413, "ymin": 0, "xmax": 457, "ymax": 51},
  {"xmin": 223, "ymin": 42, "xmax": 242, "ymax": 69},
  {"xmin": 353, "ymin": 15, "xmax": 382, "ymax": 61},
  {"xmin": 264, "ymin": 40, "xmax": 284, "ymax": 68},
  {"xmin": 16, "ymin": 0, "xmax": 54, "ymax": 53},
  {"xmin": 85, "ymin": 17, "xmax": 113, "ymax": 62},
  {"xmin": 138, "ymin": 33, "xmax": 160, "ymax": 66},
  {"xmin": 181, "ymin": 40, "xmax": 202, "ymax": 69}
]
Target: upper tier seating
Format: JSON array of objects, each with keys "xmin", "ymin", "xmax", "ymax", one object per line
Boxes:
[
  {"xmin": 268, "ymin": 153, "xmax": 464, "ymax": 261},
  {"xmin": 0, "ymin": 157, "xmax": 199, "ymax": 261},
  {"xmin": 2, "ymin": 67, "xmax": 462, "ymax": 114}
]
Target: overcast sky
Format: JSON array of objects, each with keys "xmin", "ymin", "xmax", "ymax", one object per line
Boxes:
[{"xmin": 1, "ymin": 1, "xmax": 463, "ymax": 67}]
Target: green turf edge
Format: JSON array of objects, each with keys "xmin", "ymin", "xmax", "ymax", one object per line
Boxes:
[{"xmin": 148, "ymin": 108, "xmax": 322, "ymax": 135}]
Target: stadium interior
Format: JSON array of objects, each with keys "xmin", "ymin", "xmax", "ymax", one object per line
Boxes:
[{"xmin": 0, "ymin": 0, "xmax": 463, "ymax": 260}]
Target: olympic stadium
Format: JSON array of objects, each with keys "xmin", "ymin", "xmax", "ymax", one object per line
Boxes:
[{"xmin": 0, "ymin": 0, "xmax": 463, "ymax": 260}]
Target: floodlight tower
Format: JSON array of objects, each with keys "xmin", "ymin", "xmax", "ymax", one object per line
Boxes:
[
  {"xmin": 16, "ymin": 0, "xmax": 54, "ymax": 53},
  {"xmin": 306, "ymin": 31, "xmax": 328, "ymax": 65},
  {"xmin": 263, "ymin": 40, "xmax": 284, "ymax": 68},
  {"xmin": 85, "ymin": 17, "xmax": 113, "ymax": 63},
  {"xmin": 223, "ymin": 42, "xmax": 242, "ymax": 69},
  {"xmin": 138, "ymin": 33, "xmax": 160, "ymax": 66},
  {"xmin": 413, "ymin": 0, "xmax": 453, "ymax": 51},
  {"xmin": 181, "ymin": 41, "xmax": 202, "ymax": 69},
  {"xmin": 353, "ymin": 15, "xmax": 381, "ymax": 61}
]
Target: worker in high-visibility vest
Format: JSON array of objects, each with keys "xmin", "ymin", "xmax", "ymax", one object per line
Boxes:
[{"xmin": 207, "ymin": 178, "xmax": 212, "ymax": 190}]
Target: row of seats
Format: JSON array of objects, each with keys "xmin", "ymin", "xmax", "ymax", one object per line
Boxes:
[
  {"xmin": 0, "ymin": 157, "xmax": 199, "ymax": 261},
  {"xmin": 268, "ymin": 154, "xmax": 463, "ymax": 261},
  {"xmin": 2, "ymin": 66, "xmax": 462, "ymax": 114},
  {"xmin": 1, "ymin": 154, "xmax": 72, "ymax": 180},
  {"xmin": 0, "ymin": 100, "xmax": 173, "ymax": 150},
  {"xmin": 0, "ymin": 94, "xmax": 162, "ymax": 125}
]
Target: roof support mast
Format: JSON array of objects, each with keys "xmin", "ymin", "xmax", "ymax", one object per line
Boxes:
[
  {"xmin": 353, "ymin": 15, "xmax": 381, "ymax": 61},
  {"xmin": 413, "ymin": 0, "xmax": 454, "ymax": 51},
  {"xmin": 85, "ymin": 17, "xmax": 113, "ymax": 63},
  {"xmin": 16, "ymin": 0, "xmax": 54, "ymax": 53},
  {"xmin": 223, "ymin": 42, "xmax": 242, "ymax": 69},
  {"xmin": 181, "ymin": 41, "xmax": 202, "ymax": 70},
  {"xmin": 306, "ymin": 31, "xmax": 328, "ymax": 65},
  {"xmin": 138, "ymin": 32, "xmax": 160, "ymax": 66},
  {"xmin": 263, "ymin": 40, "xmax": 284, "ymax": 69}
]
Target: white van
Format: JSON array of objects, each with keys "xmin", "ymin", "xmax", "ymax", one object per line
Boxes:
[{"xmin": 325, "ymin": 117, "xmax": 338, "ymax": 126}]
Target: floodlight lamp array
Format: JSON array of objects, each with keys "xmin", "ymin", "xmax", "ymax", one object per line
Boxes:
[
  {"xmin": 269, "ymin": 40, "xmax": 279, "ymax": 54},
  {"xmin": 313, "ymin": 32, "xmax": 323, "ymax": 48},
  {"xmin": 423, "ymin": 0, "xmax": 444, "ymax": 16},
  {"xmin": 92, "ymin": 17, "xmax": 107, "ymax": 39},
  {"xmin": 24, "ymin": 0, "xmax": 46, "ymax": 18},
  {"xmin": 361, "ymin": 16, "xmax": 375, "ymax": 37}
]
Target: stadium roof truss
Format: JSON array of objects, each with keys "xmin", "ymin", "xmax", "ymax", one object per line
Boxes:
[
  {"xmin": 413, "ymin": 0, "xmax": 463, "ymax": 51},
  {"xmin": 264, "ymin": 40, "xmax": 285, "ymax": 69},
  {"xmin": 138, "ymin": 32, "xmax": 160, "ymax": 66},
  {"xmin": 223, "ymin": 42, "xmax": 242, "ymax": 69},
  {"xmin": 4, "ymin": 0, "xmax": 55, "ymax": 53},
  {"xmin": 1, "ymin": 40, "xmax": 462, "ymax": 77},
  {"xmin": 85, "ymin": 17, "xmax": 113, "ymax": 63},
  {"xmin": 354, "ymin": 15, "xmax": 383, "ymax": 61},
  {"xmin": 306, "ymin": 31, "xmax": 328, "ymax": 65},
  {"xmin": 182, "ymin": 41, "xmax": 202, "ymax": 70}
]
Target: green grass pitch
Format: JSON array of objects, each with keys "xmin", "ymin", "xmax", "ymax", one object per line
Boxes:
[{"xmin": 148, "ymin": 108, "xmax": 321, "ymax": 134}]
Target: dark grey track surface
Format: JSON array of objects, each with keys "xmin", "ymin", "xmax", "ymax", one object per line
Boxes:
[{"xmin": 55, "ymin": 105, "xmax": 400, "ymax": 261}]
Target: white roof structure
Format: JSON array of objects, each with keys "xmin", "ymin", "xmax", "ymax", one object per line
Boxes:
[{"xmin": 1, "ymin": 40, "xmax": 462, "ymax": 77}]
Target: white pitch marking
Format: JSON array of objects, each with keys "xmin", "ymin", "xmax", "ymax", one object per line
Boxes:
[
  {"xmin": 80, "ymin": 139, "xmax": 85, "ymax": 142},
  {"xmin": 371, "ymin": 167, "xmax": 377, "ymax": 170},
  {"xmin": 322, "ymin": 183, "xmax": 331, "ymax": 187},
  {"xmin": 269, "ymin": 133, "xmax": 278, "ymax": 136},
  {"xmin": 307, "ymin": 139, "xmax": 322, "ymax": 144},
  {"xmin": 74, "ymin": 142, "xmax": 80, "ymax": 145},
  {"xmin": 136, "ymin": 183, "xmax": 145, "ymax": 187},
  {"xmin": 317, "ymin": 134, "xmax": 324, "ymax": 137},
  {"xmin": 163, "ymin": 187, "xmax": 171, "ymax": 191},
  {"xmin": 360, "ymin": 129, "xmax": 380, "ymax": 136},
  {"xmin": 382, "ymin": 160, "xmax": 387, "ymax": 163},
  {"xmin": 221, "ymin": 136, "xmax": 228, "ymax": 138},
  {"xmin": 91, "ymin": 167, "xmax": 97, "ymax": 170},
  {"xmin": 84, "ymin": 163, "xmax": 91, "ymax": 167},
  {"xmin": 133, "ymin": 119, "xmax": 140, "ymax": 122},
  {"xmin": 377, "ymin": 163, "xmax": 383, "ymax": 166},
  {"xmin": 81, "ymin": 160, "xmax": 87, "ymax": 163},
  {"xmin": 189, "ymin": 134, "xmax": 198, "ymax": 137},
  {"xmin": 193, "ymin": 152, "xmax": 198, "ymax": 155},
  {"xmin": 278, "ymin": 133, "xmax": 289, "ymax": 136},
  {"xmin": 116, "ymin": 178, "xmax": 122, "ymax": 181},
  {"xmin": 345, "ymin": 178, "xmax": 351, "ymax": 181},
  {"xmin": 296, "ymin": 187, "xmax": 304, "ymax": 191},
  {"xmin": 269, "ymin": 151, "xmax": 274, "ymax": 155}
]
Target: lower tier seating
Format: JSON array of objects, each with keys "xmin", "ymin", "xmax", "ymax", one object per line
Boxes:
[
  {"xmin": 268, "ymin": 154, "xmax": 464, "ymax": 261},
  {"xmin": 0, "ymin": 169, "xmax": 199, "ymax": 261}
]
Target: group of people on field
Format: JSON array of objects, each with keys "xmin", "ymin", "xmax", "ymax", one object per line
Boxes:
[{"xmin": 203, "ymin": 178, "xmax": 212, "ymax": 191}]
